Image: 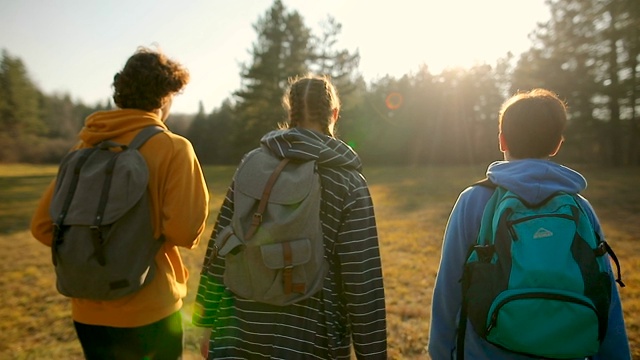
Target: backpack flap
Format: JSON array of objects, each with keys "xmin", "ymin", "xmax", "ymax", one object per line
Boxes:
[
  {"xmin": 235, "ymin": 150, "xmax": 316, "ymax": 205},
  {"xmin": 50, "ymin": 147, "xmax": 149, "ymax": 225}
]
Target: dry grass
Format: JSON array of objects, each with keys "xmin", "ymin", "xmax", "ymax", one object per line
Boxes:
[{"xmin": 0, "ymin": 163, "xmax": 638, "ymax": 359}]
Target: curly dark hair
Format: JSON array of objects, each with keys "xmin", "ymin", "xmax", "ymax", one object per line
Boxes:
[{"xmin": 112, "ymin": 47, "xmax": 190, "ymax": 111}]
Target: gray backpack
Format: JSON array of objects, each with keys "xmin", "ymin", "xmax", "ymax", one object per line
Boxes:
[
  {"xmin": 49, "ymin": 126, "xmax": 165, "ymax": 300},
  {"xmin": 212, "ymin": 147, "xmax": 328, "ymax": 306}
]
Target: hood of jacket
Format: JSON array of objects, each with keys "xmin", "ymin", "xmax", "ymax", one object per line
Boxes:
[
  {"xmin": 79, "ymin": 109, "xmax": 167, "ymax": 145},
  {"xmin": 260, "ymin": 128, "xmax": 362, "ymax": 171},
  {"xmin": 486, "ymin": 159, "xmax": 587, "ymax": 205}
]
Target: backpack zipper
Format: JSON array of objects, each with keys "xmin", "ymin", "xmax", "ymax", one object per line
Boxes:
[
  {"xmin": 506, "ymin": 213, "xmax": 576, "ymax": 242},
  {"xmin": 486, "ymin": 291, "xmax": 597, "ymax": 333}
]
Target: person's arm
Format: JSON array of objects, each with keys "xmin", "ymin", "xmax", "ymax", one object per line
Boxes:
[
  {"xmin": 160, "ymin": 136, "xmax": 209, "ymax": 249},
  {"xmin": 192, "ymin": 185, "xmax": 235, "ymax": 329},
  {"xmin": 30, "ymin": 180, "xmax": 56, "ymax": 246},
  {"xmin": 428, "ymin": 187, "xmax": 488, "ymax": 359},
  {"xmin": 595, "ymin": 270, "xmax": 631, "ymax": 360},
  {"xmin": 578, "ymin": 197, "xmax": 631, "ymax": 360},
  {"xmin": 336, "ymin": 183, "xmax": 387, "ymax": 359}
]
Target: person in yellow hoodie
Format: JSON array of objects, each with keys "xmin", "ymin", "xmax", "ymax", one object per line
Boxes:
[{"xmin": 30, "ymin": 47, "xmax": 209, "ymax": 359}]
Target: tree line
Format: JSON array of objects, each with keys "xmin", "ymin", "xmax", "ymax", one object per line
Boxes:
[{"xmin": 1, "ymin": 0, "xmax": 638, "ymax": 166}]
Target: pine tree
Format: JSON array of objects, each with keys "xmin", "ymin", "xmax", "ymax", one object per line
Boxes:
[
  {"xmin": 511, "ymin": 0, "xmax": 639, "ymax": 165},
  {"xmin": 0, "ymin": 50, "xmax": 46, "ymax": 138},
  {"xmin": 231, "ymin": 0, "xmax": 312, "ymax": 158}
]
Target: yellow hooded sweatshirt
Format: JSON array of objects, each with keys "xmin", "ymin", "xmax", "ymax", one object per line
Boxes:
[{"xmin": 30, "ymin": 109, "xmax": 209, "ymax": 327}]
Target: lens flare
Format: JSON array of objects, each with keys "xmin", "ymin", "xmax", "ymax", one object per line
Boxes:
[{"xmin": 385, "ymin": 92, "xmax": 403, "ymax": 110}]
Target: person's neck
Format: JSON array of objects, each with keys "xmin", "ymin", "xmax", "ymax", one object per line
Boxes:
[
  {"xmin": 504, "ymin": 154, "xmax": 550, "ymax": 161},
  {"xmin": 297, "ymin": 123, "xmax": 334, "ymax": 137},
  {"xmin": 299, "ymin": 123, "xmax": 324, "ymax": 133}
]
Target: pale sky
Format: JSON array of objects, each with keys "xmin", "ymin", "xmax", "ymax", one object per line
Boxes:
[{"xmin": 0, "ymin": 0, "xmax": 550, "ymax": 114}]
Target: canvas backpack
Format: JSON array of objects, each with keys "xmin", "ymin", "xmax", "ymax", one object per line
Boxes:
[
  {"xmin": 49, "ymin": 126, "xmax": 165, "ymax": 300},
  {"xmin": 211, "ymin": 147, "xmax": 329, "ymax": 306},
  {"xmin": 457, "ymin": 179, "xmax": 624, "ymax": 359}
]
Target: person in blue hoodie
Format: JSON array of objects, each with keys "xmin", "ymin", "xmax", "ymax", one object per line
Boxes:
[{"xmin": 428, "ymin": 88, "xmax": 630, "ymax": 359}]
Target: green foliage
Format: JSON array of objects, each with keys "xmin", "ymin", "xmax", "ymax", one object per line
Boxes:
[
  {"xmin": 0, "ymin": 50, "xmax": 107, "ymax": 163},
  {"xmin": 230, "ymin": 0, "xmax": 312, "ymax": 158},
  {"xmin": 2, "ymin": 0, "xmax": 638, "ymax": 166},
  {"xmin": 340, "ymin": 65, "xmax": 503, "ymax": 166},
  {"xmin": 0, "ymin": 50, "xmax": 46, "ymax": 138},
  {"xmin": 187, "ymin": 100, "xmax": 237, "ymax": 164},
  {"xmin": 311, "ymin": 16, "xmax": 362, "ymax": 109},
  {"xmin": 512, "ymin": 0, "xmax": 640, "ymax": 166}
]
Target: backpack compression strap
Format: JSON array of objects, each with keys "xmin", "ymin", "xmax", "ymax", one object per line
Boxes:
[{"xmin": 90, "ymin": 126, "xmax": 165, "ymax": 265}]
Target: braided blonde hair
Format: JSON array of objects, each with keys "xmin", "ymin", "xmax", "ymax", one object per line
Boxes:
[{"xmin": 281, "ymin": 74, "xmax": 341, "ymax": 137}]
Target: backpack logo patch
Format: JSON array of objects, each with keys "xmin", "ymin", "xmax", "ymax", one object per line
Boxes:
[{"xmin": 533, "ymin": 227, "xmax": 554, "ymax": 239}]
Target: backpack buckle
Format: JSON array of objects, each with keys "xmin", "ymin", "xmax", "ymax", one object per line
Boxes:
[
  {"xmin": 212, "ymin": 243, "xmax": 220, "ymax": 258},
  {"xmin": 594, "ymin": 242, "xmax": 607, "ymax": 257},
  {"xmin": 252, "ymin": 213, "xmax": 263, "ymax": 226}
]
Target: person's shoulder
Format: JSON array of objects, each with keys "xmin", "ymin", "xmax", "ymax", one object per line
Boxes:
[
  {"xmin": 148, "ymin": 130, "xmax": 194, "ymax": 150},
  {"xmin": 139, "ymin": 130, "xmax": 198, "ymax": 165},
  {"xmin": 335, "ymin": 166, "xmax": 368, "ymax": 186},
  {"xmin": 460, "ymin": 181, "xmax": 495, "ymax": 201},
  {"xmin": 450, "ymin": 182, "xmax": 495, "ymax": 216},
  {"xmin": 318, "ymin": 166, "xmax": 368, "ymax": 199}
]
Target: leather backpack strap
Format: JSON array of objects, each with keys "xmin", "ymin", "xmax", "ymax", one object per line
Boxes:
[{"xmin": 243, "ymin": 158, "xmax": 291, "ymax": 241}]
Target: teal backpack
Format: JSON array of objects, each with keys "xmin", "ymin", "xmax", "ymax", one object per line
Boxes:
[{"xmin": 458, "ymin": 179, "xmax": 624, "ymax": 359}]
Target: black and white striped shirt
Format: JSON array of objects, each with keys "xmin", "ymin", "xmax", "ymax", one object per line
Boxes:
[{"xmin": 193, "ymin": 128, "xmax": 387, "ymax": 359}]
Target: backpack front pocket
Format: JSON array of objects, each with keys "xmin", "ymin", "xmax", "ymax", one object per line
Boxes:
[
  {"xmin": 260, "ymin": 239, "xmax": 311, "ymax": 298},
  {"xmin": 486, "ymin": 289, "xmax": 600, "ymax": 358}
]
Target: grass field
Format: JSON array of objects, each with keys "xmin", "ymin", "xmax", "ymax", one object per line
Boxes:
[{"xmin": 0, "ymin": 163, "xmax": 638, "ymax": 359}]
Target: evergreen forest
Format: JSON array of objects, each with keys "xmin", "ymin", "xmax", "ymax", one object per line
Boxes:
[{"xmin": 1, "ymin": 0, "xmax": 638, "ymax": 166}]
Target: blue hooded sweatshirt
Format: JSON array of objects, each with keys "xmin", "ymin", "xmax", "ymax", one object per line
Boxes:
[{"xmin": 428, "ymin": 159, "xmax": 630, "ymax": 359}]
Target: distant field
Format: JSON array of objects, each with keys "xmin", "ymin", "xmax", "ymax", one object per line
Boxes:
[{"xmin": 1, "ymin": 163, "xmax": 638, "ymax": 359}]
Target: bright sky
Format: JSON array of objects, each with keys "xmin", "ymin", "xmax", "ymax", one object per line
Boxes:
[{"xmin": 0, "ymin": 0, "xmax": 550, "ymax": 114}]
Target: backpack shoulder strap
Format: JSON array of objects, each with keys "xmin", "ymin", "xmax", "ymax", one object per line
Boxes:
[
  {"xmin": 91, "ymin": 125, "xmax": 163, "ymax": 264},
  {"xmin": 472, "ymin": 177, "xmax": 497, "ymax": 189},
  {"xmin": 457, "ymin": 178, "xmax": 506, "ymax": 359},
  {"xmin": 129, "ymin": 126, "xmax": 164, "ymax": 150},
  {"xmin": 243, "ymin": 157, "xmax": 291, "ymax": 241}
]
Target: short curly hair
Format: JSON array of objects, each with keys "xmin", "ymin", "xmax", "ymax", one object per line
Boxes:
[{"xmin": 112, "ymin": 47, "xmax": 190, "ymax": 111}]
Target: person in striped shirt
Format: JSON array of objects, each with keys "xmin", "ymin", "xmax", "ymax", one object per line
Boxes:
[{"xmin": 193, "ymin": 74, "xmax": 387, "ymax": 359}]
